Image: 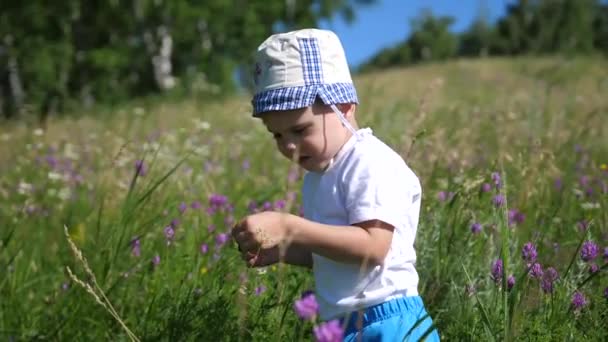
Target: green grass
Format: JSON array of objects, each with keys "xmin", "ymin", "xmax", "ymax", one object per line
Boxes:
[{"xmin": 1, "ymin": 56, "xmax": 607, "ymax": 341}]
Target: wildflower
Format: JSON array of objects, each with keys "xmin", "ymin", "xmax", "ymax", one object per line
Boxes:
[
  {"xmin": 152, "ymin": 254, "xmax": 160, "ymax": 266},
  {"xmin": 135, "ymin": 160, "xmax": 147, "ymax": 176},
  {"xmin": 294, "ymin": 291, "xmax": 319, "ymax": 320},
  {"xmin": 242, "ymin": 159, "xmax": 251, "ymax": 170},
  {"xmin": 164, "ymin": 226, "xmax": 175, "ymax": 240},
  {"xmin": 491, "ymin": 259, "xmax": 503, "ymax": 284},
  {"xmin": 480, "ymin": 183, "xmax": 492, "ymax": 193},
  {"xmin": 215, "ymin": 233, "xmax": 229, "ymax": 247},
  {"xmin": 571, "ymin": 291, "xmax": 587, "ymax": 311},
  {"xmin": 208, "ymin": 194, "xmax": 228, "ymax": 208},
  {"xmin": 588, "ymin": 263, "xmax": 599, "ymax": 274},
  {"xmin": 255, "ymin": 285, "xmax": 267, "ymax": 296},
  {"xmin": 262, "ymin": 201, "xmax": 273, "ymax": 211},
  {"xmin": 313, "ymin": 320, "xmax": 344, "ymax": 342},
  {"xmin": 491, "ymin": 172, "xmax": 502, "ymax": 189},
  {"xmin": 131, "ymin": 239, "xmax": 141, "ymax": 257},
  {"xmin": 577, "ymin": 220, "xmax": 589, "ymax": 232},
  {"xmin": 604, "ymin": 247, "xmax": 608, "ymax": 263},
  {"xmin": 521, "ymin": 242, "xmax": 538, "ymax": 263},
  {"xmin": 61, "ymin": 282, "xmax": 70, "ymax": 291},
  {"xmin": 580, "ymin": 241, "xmax": 599, "ymax": 262},
  {"xmin": 247, "ymin": 200, "xmax": 258, "ymax": 213},
  {"xmin": 579, "ymin": 175, "xmax": 590, "ymax": 187},
  {"xmin": 170, "ymin": 218, "xmax": 180, "ymax": 229},
  {"xmin": 178, "ymin": 202, "xmax": 188, "ymax": 214},
  {"xmin": 604, "ymin": 287, "xmax": 608, "ymax": 300},
  {"xmin": 470, "ymin": 222, "xmax": 482, "ymax": 234},
  {"xmin": 529, "ymin": 263, "xmax": 543, "ymax": 279},
  {"xmin": 437, "ymin": 191, "xmax": 447, "ymax": 201},
  {"xmin": 191, "ymin": 201, "xmax": 202, "ymax": 210},
  {"xmin": 508, "ymin": 209, "xmax": 525, "ymax": 226},
  {"xmin": 208, "ymin": 224, "xmax": 216, "ymax": 233},
  {"xmin": 507, "ymin": 275, "xmax": 515, "ymax": 291},
  {"xmin": 492, "ymin": 194, "xmax": 505, "ymax": 208},
  {"xmin": 554, "ymin": 178, "xmax": 563, "ymax": 191},
  {"xmin": 274, "ymin": 199, "xmax": 287, "ymax": 210},
  {"xmin": 200, "ymin": 243, "xmax": 208, "ymax": 254}
]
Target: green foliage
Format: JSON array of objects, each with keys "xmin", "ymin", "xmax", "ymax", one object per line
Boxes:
[
  {"xmin": 0, "ymin": 0, "xmax": 375, "ymax": 119},
  {"xmin": 0, "ymin": 57, "xmax": 607, "ymax": 340},
  {"xmin": 361, "ymin": 0, "xmax": 608, "ymax": 72}
]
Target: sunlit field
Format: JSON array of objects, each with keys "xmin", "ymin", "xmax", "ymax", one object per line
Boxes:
[{"xmin": 1, "ymin": 57, "xmax": 607, "ymax": 341}]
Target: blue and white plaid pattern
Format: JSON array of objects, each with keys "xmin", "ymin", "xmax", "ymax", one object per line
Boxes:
[
  {"xmin": 252, "ymin": 83, "xmax": 358, "ymax": 116},
  {"xmin": 298, "ymin": 38, "xmax": 323, "ymax": 85}
]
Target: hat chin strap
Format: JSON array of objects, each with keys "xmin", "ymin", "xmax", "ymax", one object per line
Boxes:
[{"xmin": 329, "ymin": 104, "xmax": 362, "ymax": 140}]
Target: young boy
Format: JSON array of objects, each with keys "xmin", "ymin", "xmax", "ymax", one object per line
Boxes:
[{"xmin": 231, "ymin": 28, "xmax": 439, "ymax": 341}]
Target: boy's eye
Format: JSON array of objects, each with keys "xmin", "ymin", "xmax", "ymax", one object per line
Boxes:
[{"xmin": 293, "ymin": 127, "xmax": 307, "ymax": 134}]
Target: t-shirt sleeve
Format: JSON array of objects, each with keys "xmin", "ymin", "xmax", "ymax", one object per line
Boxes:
[{"xmin": 342, "ymin": 152, "xmax": 417, "ymax": 228}]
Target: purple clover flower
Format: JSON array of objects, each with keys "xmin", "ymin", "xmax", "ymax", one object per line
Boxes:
[
  {"xmin": 481, "ymin": 183, "xmax": 492, "ymax": 193},
  {"xmin": 588, "ymin": 263, "xmax": 599, "ymax": 274},
  {"xmin": 521, "ymin": 242, "xmax": 538, "ymax": 263},
  {"xmin": 215, "ymin": 233, "xmax": 229, "ymax": 247},
  {"xmin": 135, "ymin": 160, "xmax": 147, "ymax": 176},
  {"xmin": 191, "ymin": 200, "xmax": 202, "ymax": 210},
  {"xmin": 580, "ymin": 241, "xmax": 599, "ymax": 262},
  {"xmin": 603, "ymin": 247, "xmax": 608, "ymax": 263},
  {"xmin": 529, "ymin": 263, "xmax": 543, "ymax": 279},
  {"xmin": 491, "ymin": 259, "xmax": 503, "ymax": 284},
  {"xmin": 554, "ymin": 178, "xmax": 563, "ymax": 191},
  {"xmin": 470, "ymin": 222, "xmax": 482, "ymax": 234},
  {"xmin": 262, "ymin": 201, "xmax": 273, "ymax": 211},
  {"xmin": 170, "ymin": 218, "xmax": 181, "ymax": 229},
  {"xmin": 491, "ymin": 172, "xmax": 502, "ymax": 189},
  {"xmin": 577, "ymin": 220, "xmax": 590, "ymax": 232},
  {"xmin": 164, "ymin": 226, "xmax": 175, "ymax": 240},
  {"xmin": 541, "ymin": 267, "xmax": 558, "ymax": 294},
  {"xmin": 293, "ymin": 292, "xmax": 319, "ymax": 320},
  {"xmin": 508, "ymin": 209, "xmax": 525, "ymax": 226},
  {"xmin": 152, "ymin": 254, "xmax": 160, "ymax": 266},
  {"xmin": 571, "ymin": 291, "xmax": 587, "ymax": 311},
  {"xmin": 208, "ymin": 194, "xmax": 228, "ymax": 208},
  {"xmin": 247, "ymin": 201, "xmax": 258, "ymax": 213},
  {"xmin": 492, "ymin": 194, "xmax": 505, "ymax": 208},
  {"xmin": 274, "ymin": 199, "xmax": 287, "ymax": 210},
  {"xmin": 131, "ymin": 239, "xmax": 141, "ymax": 257},
  {"xmin": 507, "ymin": 275, "xmax": 515, "ymax": 291},
  {"xmin": 200, "ymin": 243, "xmax": 208, "ymax": 254},
  {"xmin": 255, "ymin": 285, "xmax": 267, "ymax": 296},
  {"xmin": 313, "ymin": 320, "xmax": 344, "ymax": 342},
  {"xmin": 178, "ymin": 202, "xmax": 188, "ymax": 214}
]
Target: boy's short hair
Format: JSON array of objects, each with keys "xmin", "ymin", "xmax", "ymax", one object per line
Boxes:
[{"xmin": 252, "ymin": 28, "xmax": 359, "ymax": 116}]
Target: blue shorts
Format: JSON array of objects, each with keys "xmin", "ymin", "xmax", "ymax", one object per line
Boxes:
[{"xmin": 340, "ymin": 296, "xmax": 440, "ymax": 341}]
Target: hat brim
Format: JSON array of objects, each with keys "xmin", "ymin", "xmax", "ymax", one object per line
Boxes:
[{"xmin": 252, "ymin": 83, "xmax": 358, "ymax": 116}]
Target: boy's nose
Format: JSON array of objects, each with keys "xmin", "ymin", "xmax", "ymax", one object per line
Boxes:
[{"xmin": 284, "ymin": 142, "xmax": 297, "ymax": 151}]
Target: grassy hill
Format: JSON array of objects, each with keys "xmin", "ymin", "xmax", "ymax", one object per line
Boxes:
[{"xmin": 0, "ymin": 57, "xmax": 607, "ymax": 340}]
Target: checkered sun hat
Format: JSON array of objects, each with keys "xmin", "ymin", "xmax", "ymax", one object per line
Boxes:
[{"xmin": 251, "ymin": 28, "xmax": 359, "ymax": 116}]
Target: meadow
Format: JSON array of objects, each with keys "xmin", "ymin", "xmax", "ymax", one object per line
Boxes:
[{"xmin": 0, "ymin": 56, "xmax": 607, "ymax": 341}]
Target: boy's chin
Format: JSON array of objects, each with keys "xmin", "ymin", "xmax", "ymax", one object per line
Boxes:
[{"xmin": 299, "ymin": 159, "xmax": 330, "ymax": 172}]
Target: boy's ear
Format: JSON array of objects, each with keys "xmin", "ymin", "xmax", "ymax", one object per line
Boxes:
[{"xmin": 338, "ymin": 103, "xmax": 356, "ymax": 118}]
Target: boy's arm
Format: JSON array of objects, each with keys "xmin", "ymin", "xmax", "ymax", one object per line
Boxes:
[
  {"xmin": 282, "ymin": 243, "xmax": 313, "ymax": 268},
  {"xmin": 284, "ymin": 214, "xmax": 393, "ymax": 266}
]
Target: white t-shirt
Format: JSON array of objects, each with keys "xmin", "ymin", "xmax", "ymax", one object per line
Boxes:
[{"xmin": 302, "ymin": 128, "xmax": 422, "ymax": 320}]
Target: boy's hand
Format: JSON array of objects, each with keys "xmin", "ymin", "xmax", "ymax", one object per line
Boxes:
[
  {"xmin": 242, "ymin": 246, "xmax": 280, "ymax": 267},
  {"xmin": 231, "ymin": 211, "xmax": 289, "ymax": 253}
]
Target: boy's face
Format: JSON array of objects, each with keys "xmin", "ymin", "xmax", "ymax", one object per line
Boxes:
[{"xmin": 260, "ymin": 103, "xmax": 354, "ymax": 172}]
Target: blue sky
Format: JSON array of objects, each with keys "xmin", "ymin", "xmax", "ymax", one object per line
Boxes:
[{"xmin": 318, "ymin": 0, "xmax": 512, "ymax": 68}]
